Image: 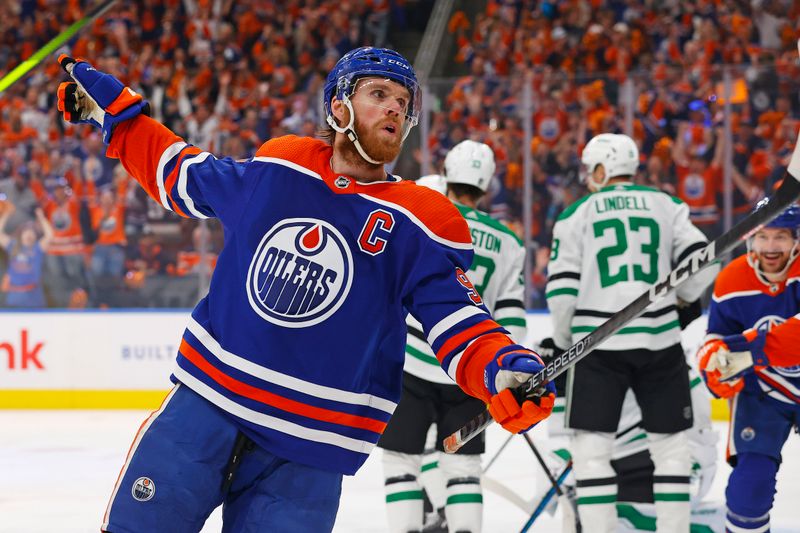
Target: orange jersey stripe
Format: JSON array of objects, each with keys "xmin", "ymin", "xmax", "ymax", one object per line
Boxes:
[
  {"xmin": 435, "ymin": 318, "xmax": 503, "ymax": 365},
  {"xmin": 180, "ymin": 339, "xmax": 387, "ymax": 434}
]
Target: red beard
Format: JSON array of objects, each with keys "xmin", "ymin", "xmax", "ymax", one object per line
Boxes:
[{"xmin": 340, "ymin": 115, "xmax": 403, "ymax": 165}]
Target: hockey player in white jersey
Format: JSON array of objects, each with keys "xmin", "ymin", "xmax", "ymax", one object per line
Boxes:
[
  {"xmin": 546, "ymin": 133, "xmax": 719, "ymax": 532},
  {"xmin": 379, "ymin": 140, "xmax": 527, "ymax": 533}
]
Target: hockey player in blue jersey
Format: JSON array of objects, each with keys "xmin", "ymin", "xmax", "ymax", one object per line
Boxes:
[
  {"xmin": 55, "ymin": 47, "xmax": 555, "ymax": 532},
  {"xmin": 698, "ymin": 203, "xmax": 800, "ymax": 533}
]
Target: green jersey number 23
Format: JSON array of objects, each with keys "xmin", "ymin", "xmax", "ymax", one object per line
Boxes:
[{"xmin": 593, "ymin": 216, "xmax": 660, "ymax": 288}]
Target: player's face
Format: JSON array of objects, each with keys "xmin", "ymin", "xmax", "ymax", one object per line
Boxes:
[
  {"xmin": 349, "ymin": 78, "xmax": 411, "ymax": 162},
  {"xmin": 752, "ymin": 227, "xmax": 796, "ymax": 273}
]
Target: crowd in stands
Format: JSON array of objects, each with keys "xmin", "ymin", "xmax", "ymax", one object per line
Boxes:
[
  {"xmin": 0, "ymin": 0, "xmax": 400, "ymax": 308},
  {"xmin": 428, "ymin": 0, "xmax": 800, "ymax": 305},
  {"xmin": 0, "ymin": 0, "xmax": 799, "ymax": 309}
]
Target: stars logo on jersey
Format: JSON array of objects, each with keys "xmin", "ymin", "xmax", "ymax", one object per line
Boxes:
[
  {"xmin": 131, "ymin": 476, "xmax": 155, "ymax": 501},
  {"xmin": 246, "ymin": 218, "xmax": 353, "ymax": 328}
]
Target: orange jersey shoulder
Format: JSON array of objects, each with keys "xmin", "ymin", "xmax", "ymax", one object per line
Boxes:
[
  {"xmin": 357, "ymin": 180, "xmax": 472, "ymax": 247},
  {"xmin": 255, "ymin": 135, "xmax": 332, "ymax": 174},
  {"xmin": 714, "ymin": 255, "xmax": 763, "ymax": 299},
  {"xmin": 713, "ymin": 253, "xmax": 800, "ymax": 299}
]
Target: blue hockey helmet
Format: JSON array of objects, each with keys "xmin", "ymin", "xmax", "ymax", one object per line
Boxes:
[
  {"xmin": 323, "ymin": 47, "xmax": 420, "ymax": 143},
  {"xmin": 762, "ymin": 203, "xmax": 800, "ymax": 232}
]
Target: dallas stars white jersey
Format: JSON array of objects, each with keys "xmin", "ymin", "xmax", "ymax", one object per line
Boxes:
[
  {"xmin": 405, "ymin": 203, "xmax": 527, "ymax": 384},
  {"xmin": 546, "ymin": 183, "xmax": 717, "ymax": 352}
]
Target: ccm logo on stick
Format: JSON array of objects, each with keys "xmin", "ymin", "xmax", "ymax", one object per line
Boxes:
[{"xmin": 649, "ymin": 243, "xmax": 716, "ymax": 301}]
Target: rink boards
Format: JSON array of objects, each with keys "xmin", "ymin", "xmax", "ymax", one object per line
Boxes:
[{"xmin": 0, "ymin": 310, "xmax": 727, "ymax": 418}]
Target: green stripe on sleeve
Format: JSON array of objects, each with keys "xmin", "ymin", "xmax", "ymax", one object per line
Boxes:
[
  {"xmin": 546, "ymin": 288, "xmax": 579, "ymax": 298},
  {"xmin": 571, "ymin": 320, "xmax": 680, "ymax": 335},
  {"xmin": 406, "ymin": 345, "xmax": 440, "ymax": 366},
  {"xmin": 497, "ymin": 317, "xmax": 527, "ymax": 328}
]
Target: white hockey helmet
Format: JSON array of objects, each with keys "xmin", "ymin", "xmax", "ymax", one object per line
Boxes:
[
  {"xmin": 444, "ymin": 140, "xmax": 496, "ymax": 193},
  {"xmin": 581, "ymin": 133, "xmax": 639, "ymax": 189},
  {"xmin": 415, "ymin": 174, "xmax": 447, "ymax": 195}
]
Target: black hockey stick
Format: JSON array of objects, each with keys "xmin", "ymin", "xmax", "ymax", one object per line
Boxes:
[
  {"xmin": 444, "ymin": 172, "xmax": 800, "ymax": 454},
  {"xmin": 520, "ymin": 434, "xmax": 579, "ymax": 533}
]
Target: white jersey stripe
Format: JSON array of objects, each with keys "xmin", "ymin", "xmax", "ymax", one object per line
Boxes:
[
  {"xmin": 759, "ymin": 369, "xmax": 800, "ymax": 396},
  {"xmin": 713, "ymin": 290, "xmax": 765, "ymax": 303},
  {"xmin": 175, "ymin": 367, "xmax": 375, "ymax": 454},
  {"xmin": 187, "ymin": 318, "xmax": 396, "ymax": 413},
  {"xmin": 427, "ymin": 306, "xmax": 487, "ymax": 346},
  {"xmin": 252, "ymin": 156, "xmax": 323, "ymax": 181},
  {"xmin": 725, "ymin": 520, "xmax": 769, "ymax": 533},
  {"xmin": 155, "ymin": 141, "xmax": 187, "ymax": 211},
  {"xmin": 446, "ymin": 349, "xmax": 465, "ymax": 382},
  {"xmin": 177, "ymin": 152, "xmax": 211, "ymax": 219},
  {"xmin": 102, "ymin": 384, "xmax": 181, "ymax": 529}
]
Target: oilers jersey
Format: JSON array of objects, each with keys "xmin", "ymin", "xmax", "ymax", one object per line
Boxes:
[
  {"xmin": 405, "ymin": 203, "xmax": 526, "ymax": 384},
  {"xmin": 546, "ymin": 183, "xmax": 717, "ymax": 351},
  {"xmin": 106, "ymin": 116, "xmax": 520, "ymax": 475},
  {"xmin": 706, "ymin": 255, "xmax": 800, "ymax": 405}
]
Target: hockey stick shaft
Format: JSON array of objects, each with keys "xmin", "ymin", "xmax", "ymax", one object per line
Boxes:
[
  {"xmin": 522, "ymin": 434, "xmax": 563, "ymax": 497},
  {"xmin": 521, "ymin": 461, "xmax": 573, "ymax": 532},
  {"xmin": 444, "ymin": 174, "xmax": 800, "ymax": 453},
  {"xmin": 483, "ymin": 431, "xmax": 515, "ymax": 473},
  {"xmin": 0, "ymin": 0, "xmax": 118, "ymax": 94}
]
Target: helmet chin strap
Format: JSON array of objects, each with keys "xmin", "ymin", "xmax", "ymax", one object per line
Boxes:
[{"xmin": 326, "ymin": 97, "xmax": 383, "ymax": 166}]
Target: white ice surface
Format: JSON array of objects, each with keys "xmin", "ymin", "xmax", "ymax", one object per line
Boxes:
[{"xmin": 1, "ymin": 411, "xmax": 799, "ymax": 532}]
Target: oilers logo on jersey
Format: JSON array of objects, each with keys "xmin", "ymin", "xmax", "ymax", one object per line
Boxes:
[
  {"xmin": 754, "ymin": 315, "xmax": 800, "ymax": 377},
  {"xmin": 246, "ymin": 218, "xmax": 353, "ymax": 327}
]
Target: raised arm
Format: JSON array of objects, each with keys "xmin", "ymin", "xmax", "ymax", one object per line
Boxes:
[
  {"xmin": 35, "ymin": 207, "xmax": 54, "ymax": 251},
  {"xmin": 56, "ymin": 56, "xmax": 252, "ymax": 228},
  {"xmin": 0, "ymin": 202, "xmax": 14, "ymax": 250}
]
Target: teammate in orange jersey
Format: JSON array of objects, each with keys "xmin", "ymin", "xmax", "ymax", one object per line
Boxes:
[
  {"xmin": 55, "ymin": 47, "xmax": 555, "ymax": 532},
  {"xmin": 698, "ymin": 203, "xmax": 800, "ymax": 533}
]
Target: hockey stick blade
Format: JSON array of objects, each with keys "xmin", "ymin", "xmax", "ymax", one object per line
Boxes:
[{"xmin": 444, "ymin": 173, "xmax": 800, "ymax": 453}]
